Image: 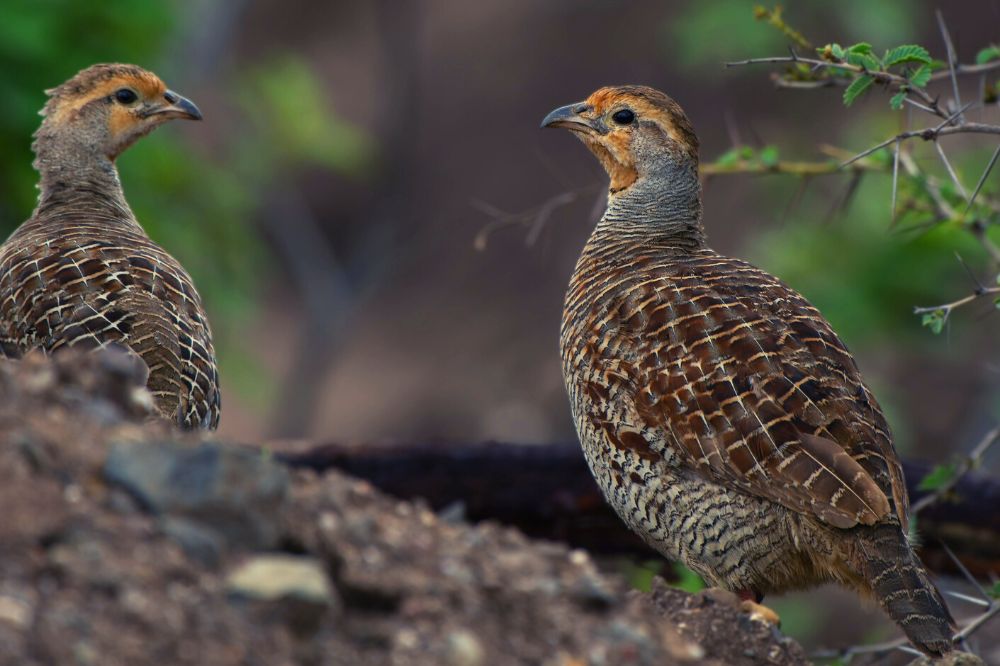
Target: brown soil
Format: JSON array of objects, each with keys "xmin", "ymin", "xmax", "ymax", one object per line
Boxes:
[{"xmin": 0, "ymin": 350, "xmax": 808, "ymax": 665}]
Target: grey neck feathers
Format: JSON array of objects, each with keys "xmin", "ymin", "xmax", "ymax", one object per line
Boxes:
[
  {"xmin": 600, "ymin": 158, "xmax": 705, "ymax": 252},
  {"xmin": 30, "ymin": 127, "xmax": 137, "ymax": 227}
]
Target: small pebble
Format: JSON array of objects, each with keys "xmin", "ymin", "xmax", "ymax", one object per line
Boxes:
[{"xmin": 447, "ymin": 629, "xmax": 484, "ymax": 666}]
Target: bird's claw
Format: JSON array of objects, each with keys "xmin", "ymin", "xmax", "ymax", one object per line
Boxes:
[{"xmin": 740, "ymin": 600, "xmax": 781, "ymax": 626}]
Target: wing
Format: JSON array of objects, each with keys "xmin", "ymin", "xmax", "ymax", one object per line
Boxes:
[
  {"xmin": 573, "ymin": 253, "xmax": 907, "ymax": 529},
  {"xmin": 117, "ymin": 250, "xmax": 221, "ymax": 430},
  {"xmin": 0, "ymin": 231, "xmax": 220, "ymax": 430}
]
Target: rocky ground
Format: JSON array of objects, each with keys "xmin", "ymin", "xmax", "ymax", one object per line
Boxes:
[{"xmin": 0, "ymin": 350, "xmax": 813, "ymax": 665}]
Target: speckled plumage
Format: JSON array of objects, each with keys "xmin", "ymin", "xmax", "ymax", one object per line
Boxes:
[
  {"xmin": 0, "ymin": 64, "xmax": 219, "ymax": 429},
  {"xmin": 545, "ymin": 85, "xmax": 955, "ymax": 656}
]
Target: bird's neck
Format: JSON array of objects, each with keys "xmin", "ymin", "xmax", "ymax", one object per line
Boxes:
[
  {"xmin": 30, "ymin": 134, "xmax": 138, "ymax": 229},
  {"xmin": 596, "ymin": 160, "xmax": 705, "ymax": 253}
]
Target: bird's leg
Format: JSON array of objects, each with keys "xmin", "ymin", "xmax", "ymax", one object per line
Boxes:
[{"xmin": 737, "ymin": 588, "xmax": 781, "ymax": 626}]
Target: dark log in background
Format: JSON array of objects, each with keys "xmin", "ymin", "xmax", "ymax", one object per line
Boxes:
[{"xmin": 276, "ymin": 440, "xmax": 1000, "ymax": 579}]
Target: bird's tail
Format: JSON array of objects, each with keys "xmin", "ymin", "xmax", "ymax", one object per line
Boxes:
[{"xmin": 859, "ymin": 523, "xmax": 956, "ymax": 656}]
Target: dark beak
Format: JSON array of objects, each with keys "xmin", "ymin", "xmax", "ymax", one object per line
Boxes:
[
  {"xmin": 540, "ymin": 102, "xmax": 597, "ymax": 132},
  {"xmin": 144, "ymin": 90, "xmax": 203, "ymax": 121}
]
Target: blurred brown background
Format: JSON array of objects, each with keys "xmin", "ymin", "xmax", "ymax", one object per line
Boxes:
[
  {"xmin": 2, "ymin": 0, "xmax": 998, "ymax": 655},
  {"xmin": 196, "ymin": 0, "xmax": 997, "ymax": 450}
]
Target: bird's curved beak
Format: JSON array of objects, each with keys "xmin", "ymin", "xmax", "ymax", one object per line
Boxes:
[
  {"xmin": 541, "ymin": 102, "xmax": 598, "ymax": 133},
  {"xmin": 143, "ymin": 90, "xmax": 203, "ymax": 121}
]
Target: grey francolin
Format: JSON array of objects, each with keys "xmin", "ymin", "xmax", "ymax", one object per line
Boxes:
[
  {"xmin": 543, "ymin": 85, "xmax": 956, "ymax": 656},
  {"xmin": 0, "ymin": 64, "xmax": 220, "ymax": 430}
]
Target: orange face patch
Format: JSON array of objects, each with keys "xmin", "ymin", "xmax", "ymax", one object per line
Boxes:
[
  {"xmin": 580, "ymin": 132, "xmax": 638, "ymax": 193},
  {"xmin": 585, "ymin": 85, "xmax": 699, "ymax": 161},
  {"xmin": 46, "ymin": 67, "xmax": 167, "ymax": 126}
]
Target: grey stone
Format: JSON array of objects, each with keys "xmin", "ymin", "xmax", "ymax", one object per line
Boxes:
[
  {"xmin": 104, "ymin": 441, "xmax": 288, "ymax": 551},
  {"xmin": 161, "ymin": 516, "xmax": 225, "ymax": 568}
]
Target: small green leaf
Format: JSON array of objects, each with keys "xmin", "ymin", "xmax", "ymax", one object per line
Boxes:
[
  {"xmin": 759, "ymin": 145, "xmax": 779, "ymax": 167},
  {"xmin": 889, "ymin": 91, "xmax": 907, "ymax": 110},
  {"xmin": 884, "ymin": 45, "xmax": 932, "ymax": 67},
  {"xmin": 976, "ymin": 45, "xmax": 1000, "ymax": 64},
  {"xmin": 990, "ymin": 581, "xmax": 1000, "ymax": 599},
  {"xmin": 918, "ymin": 463, "xmax": 957, "ymax": 491},
  {"xmin": 920, "ymin": 309, "xmax": 946, "ymax": 334},
  {"xmin": 714, "ymin": 148, "xmax": 742, "ymax": 167},
  {"xmin": 831, "ymin": 43, "xmax": 846, "ymax": 60},
  {"xmin": 910, "ymin": 64, "xmax": 932, "ymax": 88},
  {"xmin": 841, "ymin": 43, "xmax": 879, "ymax": 70},
  {"xmin": 738, "ymin": 146, "xmax": 754, "ymax": 160},
  {"xmin": 846, "ymin": 52, "xmax": 880, "ymax": 71},
  {"xmin": 843, "ymin": 75, "xmax": 875, "ymax": 106}
]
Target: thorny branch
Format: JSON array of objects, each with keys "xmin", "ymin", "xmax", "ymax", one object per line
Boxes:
[
  {"xmin": 912, "ymin": 285, "xmax": 1000, "ymax": 334},
  {"xmin": 728, "ymin": 53, "xmax": 942, "ymax": 111},
  {"xmin": 722, "ymin": 12, "xmax": 1000, "ymax": 330},
  {"xmin": 726, "ymin": 54, "xmax": 1000, "ymax": 116}
]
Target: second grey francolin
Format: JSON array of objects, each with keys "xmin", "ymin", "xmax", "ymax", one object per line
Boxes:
[
  {"xmin": 0, "ymin": 64, "xmax": 220, "ymax": 430},
  {"xmin": 543, "ymin": 85, "xmax": 956, "ymax": 656}
]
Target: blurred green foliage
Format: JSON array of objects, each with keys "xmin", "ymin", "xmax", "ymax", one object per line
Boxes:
[
  {"xmin": 748, "ymin": 176, "xmax": 983, "ymax": 347},
  {"xmin": 620, "ymin": 558, "xmax": 665, "ymax": 592},
  {"xmin": 237, "ymin": 58, "xmax": 374, "ymax": 178},
  {"xmin": 0, "ymin": 0, "xmax": 176, "ymax": 219},
  {"xmin": 669, "ymin": 0, "xmax": 916, "ymax": 71},
  {"xmin": 671, "ymin": 1, "xmax": 1000, "ymax": 362},
  {"xmin": 623, "ymin": 559, "xmax": 705, "ymax": 595},
  {"xmin": 0, "ymin": 3, "xmax": 374, "ymax": 409},
  {"xmin": 669, "ymin": 562, "xmax": 706, "ymax": 594}
]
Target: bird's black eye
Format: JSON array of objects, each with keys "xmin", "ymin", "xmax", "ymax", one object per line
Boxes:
[
  {"xmin": 611, "ymin": 108, "xmax": 635, "ymax": 125},
  {"xmin": 114, "ymin": 88, "xmax": 138, "ymax": 105}
]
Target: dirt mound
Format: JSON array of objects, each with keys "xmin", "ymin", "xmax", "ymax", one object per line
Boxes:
[{"xmin": 0, "ymin": 350, "xmax": 808, "ymax": 665}]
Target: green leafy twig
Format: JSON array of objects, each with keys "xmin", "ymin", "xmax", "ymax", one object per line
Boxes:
[
  {"xmin": 726, "ymin": 50, "xmax": 940, "ymax": 112},
  {"xmin": 702, "ymin": 144, "xmax": 882, "ymax": 177},
  {"xmin": 728, "ymin": 48, "xmax": 1000, "ymax": 113},
  {"xmin": 703, "ymin": 142, "xmax": 1000, "ymax": 253},
  {"xmin": 911, "ymin": 424, "xmax": 1000, "ymax": 513},
  {"xmin": 913, "ymin": 284, "xmax": 1000, "ymax": 335}
]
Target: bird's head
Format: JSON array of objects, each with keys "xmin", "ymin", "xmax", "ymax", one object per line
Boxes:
[
  {"xmin": 541, "ymin": 85, "xmax": 698, "ymax": 195},
  {"xmin": 36, "ymin": 63, "xmax": 202, "ymax": 161}
]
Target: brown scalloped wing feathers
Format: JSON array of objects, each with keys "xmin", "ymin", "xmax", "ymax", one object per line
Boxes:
[{"xmin": 568, "ymin": 252, "xmax": 901, "ymax": 529}]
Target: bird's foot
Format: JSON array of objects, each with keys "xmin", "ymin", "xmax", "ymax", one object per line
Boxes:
[
  {"xmin": 740, "ymin": 599, "xmax": 780, "ymax": 625},
  {"xmin": 735, "ymin": 588, "xmax": 780, "ymax": 626}
]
